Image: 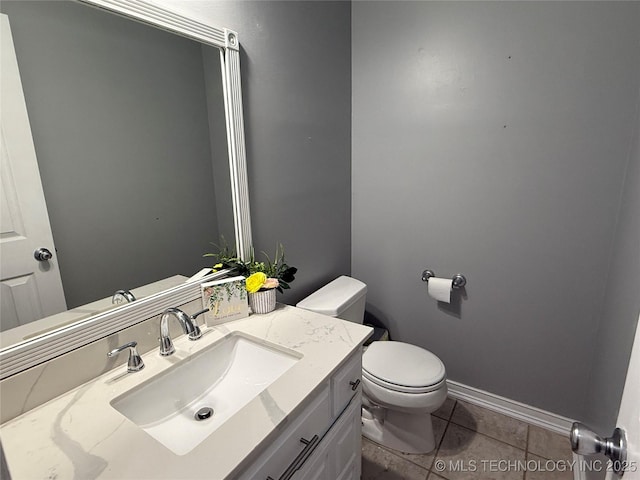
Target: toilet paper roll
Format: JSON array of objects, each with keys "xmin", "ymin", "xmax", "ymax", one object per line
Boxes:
[{"xmin": 428, "ymin": 277, "xmax": 452, "ymax": 303}]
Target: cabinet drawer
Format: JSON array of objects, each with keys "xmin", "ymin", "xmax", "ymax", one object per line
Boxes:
[
  {"xmin": 331, "ymin": 350, "xmax": 362, "ymax": 418},
  {"xmin": 238, "ymin": 385, "xmax": 331, "ymax": 480}
]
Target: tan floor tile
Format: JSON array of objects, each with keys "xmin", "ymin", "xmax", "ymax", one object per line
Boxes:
[
  {"xmin": 524, "ymin": 453, "xmax": 574, "ymax": 480},
  {"xmin": 527, "ymin": 425, "xmax": 573, "ymax": 461},
  {"xmin": 427, "ymin": 474, "xmax": 447, "ymax": 480},
  {"xmin": 450, "ymin": 400, "xmax": 528, "ymax": 449},
  {"xmin": 398, "ymin": 416, "xmax": 448, "ymax": 470},
  {"xmin": 434, "ymin": 423, "xmax": 525, "ymax": 480},
  {"xmin": 362, "ymin": 437, "xmax": 429, "ymax": 480},
  {"xmin": 433, "ymin": 397, "xmax": 456, "ymax": 420}
]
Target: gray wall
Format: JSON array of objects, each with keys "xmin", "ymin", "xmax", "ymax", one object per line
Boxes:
[
  {"xmin": 162, "ymin": 1, "xmax": 353, "ymax": 304},
  {"xmin": 1, "ymin": 1, "xmax": 228, "ymax": 308},
  {"xmin": 202, "ymin": 48, "xmax": 235, "ymax": 245},
  {"xmin": 352, "ymin": 1, "xmax": 640, "ymax": 419},
  {"xmin": 244, "ymin": 1, "xmax": 352, "ymax": 305},
  {"xmin": 584, "ymin": 94, "xmax": 640, "ymax": 433}
]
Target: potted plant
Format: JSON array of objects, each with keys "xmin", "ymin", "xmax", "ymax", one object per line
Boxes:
[{"xmin": 204, "ymin": 242, "xmax": 297, "ymax": 314}]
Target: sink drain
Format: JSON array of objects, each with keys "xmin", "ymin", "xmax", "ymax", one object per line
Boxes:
[{"xmin": 194, "ymin": 407, "xmax": 214, "ymax": 421}]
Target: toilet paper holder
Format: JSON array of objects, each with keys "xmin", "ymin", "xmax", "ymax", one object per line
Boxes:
[{"xmin": 421, "ymin": 270, "xmax": 467, "ymax": 288}]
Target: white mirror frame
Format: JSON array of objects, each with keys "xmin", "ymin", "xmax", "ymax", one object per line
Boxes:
[{"xmin": 0, "ymin": 0, "xmax": 252, "ymax": 380}]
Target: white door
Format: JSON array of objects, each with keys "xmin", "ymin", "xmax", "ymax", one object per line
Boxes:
[
  {"xmin": 609, "ymin": 314, "xmax": 640, "ymax": 479},
  {"xmin": 0, "ymin": 14, "xmax": 66, "ymax": 331}
]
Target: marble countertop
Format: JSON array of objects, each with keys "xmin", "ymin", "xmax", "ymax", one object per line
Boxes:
[{"xmin": 0, "ymin": 305, "xmax": 372, "ymax": 479}]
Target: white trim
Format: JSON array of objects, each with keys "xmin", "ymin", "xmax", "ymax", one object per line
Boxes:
[
  {"xmin": 222, "ymin": 47, "xmax": 252, "ymax": 260},
  {"xmin": 77, "ymin": 0, "xmax": 227, "ymax": 48},
  {"xmin": 0, "ymin": 0, "xmax": 252, "ymax": 379},
  {"xmin": 446, "ymin": 379, "xmax": 575, "ymax": 436}
]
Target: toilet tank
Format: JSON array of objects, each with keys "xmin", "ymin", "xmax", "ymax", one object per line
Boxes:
[{"xmin": 296, "ymin": 276, "xmax": 367, "ymax": 324}]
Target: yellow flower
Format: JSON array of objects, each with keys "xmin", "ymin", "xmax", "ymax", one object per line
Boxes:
[
  {"xmin": 246, "ymin": 272, "xmax": 267, "ymax": 293},
  {"xmin": 214, "ymin": 263, "xmax": 223, "ymax": 269}
]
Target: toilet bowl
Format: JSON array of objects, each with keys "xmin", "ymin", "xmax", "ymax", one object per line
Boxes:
[{"xmin": 296, "ymin": 275, "xmax": 448, "ymax": 454}]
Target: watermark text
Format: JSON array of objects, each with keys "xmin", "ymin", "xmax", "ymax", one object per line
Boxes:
[{"xmin": 432, "ymin": 458, "xmax": 638, "ymax": 474}]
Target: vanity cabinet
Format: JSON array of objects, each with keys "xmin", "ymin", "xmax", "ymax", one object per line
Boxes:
[{"xmin": 238, "ymin": 349, "xmax": 363, "ymax": 480}]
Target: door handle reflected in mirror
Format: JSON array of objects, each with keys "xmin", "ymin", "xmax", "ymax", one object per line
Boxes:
[{"xmin": 34, "ymin": 248, "xmax": 53, "ymax": 262}]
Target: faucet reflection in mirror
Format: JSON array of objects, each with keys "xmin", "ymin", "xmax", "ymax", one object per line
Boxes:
[{"xmin": 112, "ymin": 289, "xmax": 136, "ymax": 305}]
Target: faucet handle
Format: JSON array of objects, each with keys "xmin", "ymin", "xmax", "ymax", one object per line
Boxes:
[
  {"xmin": 192, "ymin": 308, "xmax": 209, "ymax": 319},
  {"xmin": 185, "ymin": 308, "xmax": 207, "ymax": 335},
  {"xmin": 108, "ymin": 341, "xmax": 145, "ymax": 372}
]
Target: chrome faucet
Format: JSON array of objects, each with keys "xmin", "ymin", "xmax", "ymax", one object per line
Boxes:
[
  {"xmin": 112, "ymin": 289, "xmax": 136, "ymax": 304},
  {"xmin": 158, "ymin": 307, "xmax": 206, "ymax": 356}
]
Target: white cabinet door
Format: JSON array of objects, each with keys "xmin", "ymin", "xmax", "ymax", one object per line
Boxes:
[
  {"xmin": 296, "ymin": 394, "xmax": 362, "ymax": 480},
  {"xmin": 333, "ymin": 395, "xmax": 362, "ymax": 480},
  {"xmin": 331, "ymin": 396, "xmax": 362, "ymax": 480},
  {"xmin": 294, "ymin": 437, "xmax": 331, "ymax": 480},
  {"xmin": 0, "ymin": 14, "xmax": 66, "ymax": 330}
]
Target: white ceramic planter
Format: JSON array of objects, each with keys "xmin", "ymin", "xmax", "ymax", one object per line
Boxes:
[{"xmin": 248, "ymin": 289, "xmax": 276, "ymax": 314}]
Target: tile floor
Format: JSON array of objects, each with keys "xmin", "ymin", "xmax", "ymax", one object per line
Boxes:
[{"xmin": 361, "ymin": 397, "xmax": 574, "ymax": 480}]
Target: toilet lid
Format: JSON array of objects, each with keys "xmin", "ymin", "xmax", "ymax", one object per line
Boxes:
[{"xmin": 363, "ymin": 341, "xmax": 446, "ymax": 390}]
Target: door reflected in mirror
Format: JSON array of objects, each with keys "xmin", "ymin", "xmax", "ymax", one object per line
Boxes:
[{"xmin": 0, "ymin": 0, "xmax": 234, "ymax": 335}]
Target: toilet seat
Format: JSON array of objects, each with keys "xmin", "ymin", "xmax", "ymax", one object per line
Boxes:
[
  {"xmin": 363, "ymin": 341, "xmax": 446, "ymax": 393},
  {"xmin": 363, "ymin": 370, "xmax": 446, "ymax": 393}
]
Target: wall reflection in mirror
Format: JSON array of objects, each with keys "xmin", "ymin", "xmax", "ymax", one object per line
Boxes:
[{"xmin": 0, "ymin": 1, "xmax": 234, "ymax": 333}]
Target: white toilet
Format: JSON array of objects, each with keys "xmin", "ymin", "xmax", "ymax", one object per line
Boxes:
[{"xmin": 296, "ymin": 275, "xmax": 448, "ymax": 454}]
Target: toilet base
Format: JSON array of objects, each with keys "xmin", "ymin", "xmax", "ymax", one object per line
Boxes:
[{"xmin": 361, "ymin": 406, "xmax": 436, "ymax": 454}]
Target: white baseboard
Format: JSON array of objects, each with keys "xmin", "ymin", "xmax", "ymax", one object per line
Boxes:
[
  {"xmin": 445, "ymin": 380, "xmax": 585, "ymax": 480},
  {"xmin": 446, "ymin": 380, "xmax": 575, "ymax": 436}
]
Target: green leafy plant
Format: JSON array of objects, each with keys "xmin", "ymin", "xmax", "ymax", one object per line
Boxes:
[
  {"xmin": 203, "ymin": 237, "xmax": 247, "ymax": 275},
  {"xmin": 204, "ymin": 241, "xmax": 297, "ymax": 294}
]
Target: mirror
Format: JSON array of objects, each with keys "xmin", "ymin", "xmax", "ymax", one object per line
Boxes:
[{"xmin": 0, "ymin": 0, "xmax": 251, "ymax": 368}]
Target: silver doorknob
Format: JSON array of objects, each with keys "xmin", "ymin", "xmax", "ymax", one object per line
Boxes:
[
  {"xmin": 34, "ymin": 248, "xmax": 53, "ymax": 262},
  {"xmin": 571, "ymin": 422, "xmax": 627, "ymax": 476}
]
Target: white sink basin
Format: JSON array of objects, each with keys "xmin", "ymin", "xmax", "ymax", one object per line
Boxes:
[{"xmin": 110, "ymin": 332, "xmax": 301, "ymax": 455}]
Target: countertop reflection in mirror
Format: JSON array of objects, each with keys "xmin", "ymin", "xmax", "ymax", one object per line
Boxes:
[{"xmin": 0, "ymin": 0, "xmax": 251, "ymax": 379}]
